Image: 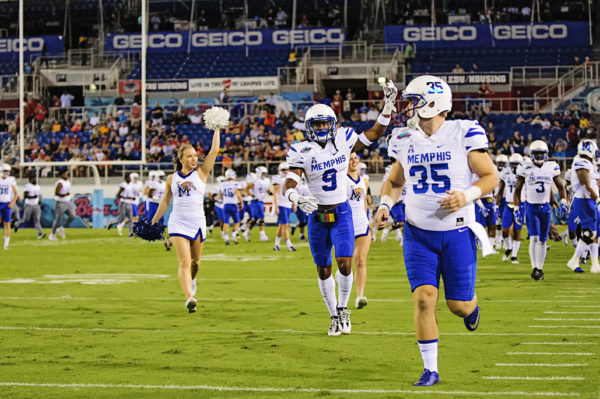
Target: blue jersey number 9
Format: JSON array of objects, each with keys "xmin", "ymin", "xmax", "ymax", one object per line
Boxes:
[
  {"xmin": 322, "ymin": 168, "xmax": 337, "ymax": 192},
  {"xmin": 409, "ymin": 163, "xmax": 451, "ymax": 194}
]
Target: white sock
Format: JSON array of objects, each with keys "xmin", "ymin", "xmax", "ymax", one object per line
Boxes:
[
  {"xmin": 570, "ymin": 237, "xmax": 578, "ymax": 248},
  {"xmin": 574, "ymin": 240, "xmax": 589, "ymax": 259},
  {"xmin": 488, "ymin": 237, "xmax": 495, "ymax": 249},
  {"xmin": 336, "ymin": 271, "xmax": 353, "ymax": 309},
  {"xmin": 118, "ymin": 220, "xmax": 126, "ymax": 228},
  {"xmin": 260, "ymin": 230, "xmax": 267, "ymax": 237},
  {"xmin": 590, "ymin": 243, "xmax": 599, "ymax": 265},
  {"xmin": 418, "ymin": 340, "xmax": 439, "ymax": 373},
  {"xmin": 536, "ymin": 240, "xmax": 547, "ymax": 270},
  {"xmin": 503, "ymin": 237, "xmax": 512, "ymax": 251},
  {"xmin": 285, "ymin": 239, "xmax": 293, "ymax": 247},
  {"xmin": 511, "ymin": 241, "xmax": 521, "ymax": 258},
  {"xmin": 4, "ymin": 237, "xmax": 9, "ymax": 247},
  {"xmin": 232, "ymin": 230, "xmax": 238, "ymax": 238},
  {"xmin": 395, "ymin": 229, "xmax": 402, "ymax": 240},
  {"xmin": 318, "ymin": 275, "xmax": 338, "ymax": 317},
  {"xmin": 275, "ymin": 236, "xmax": 282, "ymax": 246},
  {"xmin": 529, "ymin": 236, "xmax": 539, "ymax": 269}
]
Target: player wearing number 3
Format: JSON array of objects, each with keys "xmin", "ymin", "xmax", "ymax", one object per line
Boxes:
[
  {"xmin": 375, "ymin": 75, "xmax": 498, "ymax": 386},
  {"xmin": 283, "ymin": 80, "xmax": 398, "ymax": 336}
]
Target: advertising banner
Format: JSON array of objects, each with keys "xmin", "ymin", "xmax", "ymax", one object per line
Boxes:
[
  {"xmin": 105, "ymin": 28, "xmax": 345, "ymax": 53},
  {"xmin": 384, "ymin": 22, "xmax": 590, "ymax": 48},
  {"xmin": 427, "ymin": 72, "xmax": 511, "ymax": 85},
  {"xmin": 146, "ymin": 80, "xmax": 189, "ymax": 92},
  {"xmin": 0, "ymin": 35, "xmax": 64, "ymax": 57},
  {"xmin": 188, "ymin": 76, "xmax": 278, "ymax": 92}
]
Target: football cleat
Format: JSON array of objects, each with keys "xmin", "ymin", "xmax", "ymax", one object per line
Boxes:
[
  {"xmin": 13, "ymin": 222, "xmax": 19, "ymax": 233},
  {"xmin": 531, "ymin": 268, "xmax": 545, "ymax": 280},
  {"xmin": 567, "ymin": 256, "xmax": 582, "ymax": 272},
  {"xmin": 355, "ymin": 296, "xmax": 368, "ymax": 309},
  {"xmin": 287, "ymin": 245, "xmax": 296, "ymax": 252},
  {"xmin": 328, "ymin": 316, "xmax": 341, "ymax": 336},
  {"xmin": 464, "ymin": 305, "xmax": 480, "ymax": 331},
  {"xmin": 225, "ymin": 240, "xmax": 230, "ymax": 246},
  {"xmin": 260, "ymin": 235, "xmax": 270, "ymax": 241},
  {"xmin": 300, "ymin": 233, "xmax": 306, "ymax": 241},
  {"xmin": 48, "ymin": 234, "xmax": 58, "ymax": 241},
  {"xmin": 511, "ymin": 256, "xmax": 519, "ymax": 264},
  {"xmin": 184, "ymin": 297, "xmax": 197, "ymax": 313},
  {"xmin": 590, "ymin": 264, "xmax": 600, "ymax": 273},
  {"xmin": 413, "ymin": 369, "xmax": 440, "ymax": 386},
  {"xmin": 37, "ymin": 233, "xmax": 46, "ymax": 239},
  {"xmin": 338, "ymin": 307, "xmax": 351, "ymax": 334},
  {"xmin": 57, "ymin": 226, "xmax": 66, "ymax": 239},
  {"xmin": 502, "ymin": 249, "xmax": 511, "ymax": 261},
  {"xmin": 243, "ymin": 229, "xmax": 251, "ymax": 242},
  {"xmin": 273, "ymin": 245, "xmax": 280, "ymax": 251}
]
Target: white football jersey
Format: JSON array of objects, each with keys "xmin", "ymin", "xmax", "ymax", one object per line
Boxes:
[
  {"xmin": 150, "ymin": 180, "xmax": 166, "ymax": 203},
  {"xmin": 247, "ymin": 174, "xmax": 270, "ymax": 201},
  {"xmin": 271, "ymin": 174, "xmax": 292, "ymax": 208},
  {"xmin": 516, "ymin": 161, "xmax": 560, "ymax": 204},
  {"xmin": 170, "ymin": 169, "xmax": 206, "ymax": 216},
  {"xmin": 0, "ymin": 176, "xmax": 16, "ymax": 203},
  {"xmin": 220, "ymin": 180, "xmax": 240, "ymax": 205},
  {"xmin": 24, "ymin": 183, "xmax": 41, "ymax": 206},
  {"xmin": 287, "ymin": 127, "xmax": 357, "ymax": 205},
  {"xmin": 388, "ymin": 120, "xmax": 488, "ymax": 231},
  {"xmin": 214, "ymin": 186, "xmax": 223, "ymax": 207},
  {"xmin": 130, "ymin": 181, "xmax": 143, "ymax": 204},
  {"xmin": 54, "ymin": 178, "xmax": 71, "ymax": 202},
  {"xmin": 499, "ymin": 168, "xmax": 526, "ymax": 203},
  {"xmin": 346, "ymin": 174, "xmax": 367, "ymax": 216},
  {"xmin": 119, "ymin": 181, "xmax": 135, "ymax": 204},
  {"xmin": 571, "ymin": 158, "xmax": 598, "ymax": 199}
]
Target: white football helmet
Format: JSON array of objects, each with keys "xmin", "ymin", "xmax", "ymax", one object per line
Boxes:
[
  {"xmin": 278, "ymin": 162, "xmax": 289, "ymax": 174},
  {"xmin": 224, "ymin": 169, "xmax": 236, "ymax": 180},
  {"xmin": 509, "ymin": 153, "xmax": 523, "ymax": 172},
  {"xmin": 529, "ymin": 140, "xmax": 548, "ymax": 166},
  {"xmin": 129, "ymin": 172, "xmax": 139, "ymax": 182},
  {"xmin": 216, "ymin": 175, "xmax": 226, "ymax": 183},
  {"xmin": 400, "ymin": 75, "xmax": 452, "ymax": 129},
  {"xmin": 523, "ymin": 156, "xmax": 532, "ymax": 164},
  {"xmin": 255, "ymin": 166, "xmax": 268, "ymax": 177},
  {"xmin": 156, "ymin": 170, "xmax": 166, "ymax": 181},
  {"xmin": 577, "ymin": 139, "xmax": 599, "ymax": 162},
  {"xmin": 1, "ymin": 163, "xmax": 10, "ymax": 176},
  {"xmin": 358, "ymin": 162, "xmax": 368, "ymax": 176},
  {"xmin": 304, "ymin": 104, "xmax": 337, "ymax": 144},
  {"xmin": 148, "ymin": 171, "xmax": 157, "ymax": 181},
  {"xmin": 495, "ymin": 154, "xmax": 509, "ymax": 170}
]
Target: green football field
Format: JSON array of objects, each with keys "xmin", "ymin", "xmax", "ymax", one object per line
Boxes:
[{"xmin": 1, "ymin": 226, "xmax": 599, "ymax": 398}]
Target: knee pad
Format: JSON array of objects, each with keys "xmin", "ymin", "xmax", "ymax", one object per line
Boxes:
[
  {"xmin": 581, "ymin": 228, "xmax": 596, "ymax": 244},
  {"xmin": 258, "ymin": 219, "xmax": 264, "ymax": 227}
]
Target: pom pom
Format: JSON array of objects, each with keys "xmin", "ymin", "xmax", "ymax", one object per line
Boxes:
[
  {"xmin": 133, "ymin": 218, "xmax": 165, "ymax": 241},
  {"xmin": 203, "ymin": 106, "xmax": 230, "ymax": 131}
]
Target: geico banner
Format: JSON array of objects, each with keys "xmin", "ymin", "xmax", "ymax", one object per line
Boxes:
[
  {"xmin": 106, "ymin": 28, "xmax": 344, "ymax": 53},
  {"xmin": 384, "ymin": 22, "xmax": 589, "ymax": 47},
  {"xmin": 146, "ymin": 80, "xmax": 189, "ymax": 92},
  {"xmin": 0, "ymin": 35, "xmax": 63, "ymax": 55},
  {"xmin": 189, "ymin": 76, "xmax": 278, "ymax": 92},
  {"xmin": 430, "ymin": 73, "xmax": 511, "ymax": 85}
]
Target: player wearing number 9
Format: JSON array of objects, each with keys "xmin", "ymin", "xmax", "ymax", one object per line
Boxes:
[
  {"xmin": 374, "ymin": 75, "xmax": 498, "ymax": 386},
  {"xmin": 283, "ymin": 80, "xmax": 398, "ymax": 337}
]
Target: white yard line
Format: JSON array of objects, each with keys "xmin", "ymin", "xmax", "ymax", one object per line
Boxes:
[
  {"xmin": 559, "ymin": 306, "xmax": 600, "ymax": 308},
  {"xmin": 0, "ymin": 326, "xmax": 599, "ymax": 337},
  {"xmin": 482, "ymin": 377, "xmax": 584, "ymax": 381},
  {"xmin": 535, "ymin": 318, "xmax": 600, "ymax": 321},
  {"xmin": 529, "ymin": 326, "xmax": 600, "ymax": 329},
  {"xmin": 0, "ymin": 382, "xmax": 580, "ymax": 397},
  {"xmin": 495, "ymin": 363, "xmax": 588, "ymax": 367},
  {"xmin": 506, "ymin": 352, "xmax": 594, "ymax": 356},
  {"xmin": 519, "ymin": 342, "xmax": 596, "ymax": 345},
  {"xmin": 553, "ymin": 296, "xmax": 591, "ymax": 298},
  {"xmin": 543, "ymin": 312, "xmax": 600, "ymax": 315}
]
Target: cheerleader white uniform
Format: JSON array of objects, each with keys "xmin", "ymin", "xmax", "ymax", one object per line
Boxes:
[
  {"xmin": 346, "ymin": 174, "xmax": 370, "ymax": 238},
  {"xmin": 168, "ymin": 169, "xmax": 206, "ymax": 242}
]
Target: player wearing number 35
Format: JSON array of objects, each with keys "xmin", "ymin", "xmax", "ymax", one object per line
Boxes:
[
  {"xmin": 283, "ymin": 80, "xmax": 399, "ymax": 337},
  {"xmin": 375, "ymin": 75, "xmax": 498, "ymax": 386}
]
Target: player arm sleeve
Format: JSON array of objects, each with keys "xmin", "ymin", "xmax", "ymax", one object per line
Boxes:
[
  {"xmin": 286, "ymin": 145, "xmax": 304, "ymax": 169},
  {"xmin": 516, "ymin": 163, "xmax": 527, "ymax": 178},
  {"xmin": 345, "ymin": 128, "xmax": 359, "ymax": 150},
  {"xmin": 464, "ymin": 122, "xmax": 489, "ymax": 153}
]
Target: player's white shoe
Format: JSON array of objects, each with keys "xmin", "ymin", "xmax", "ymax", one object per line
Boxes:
[
  {"xmin": 562, "ymin": 232, "xmax": 569, "ymax": 245},
  {"xmin": 590, "ymin": 264, "xmax": 600, "ymax": 273},
  {"xmin": 273, "ymin": 245, "xmax": 280, "ymax": 251},
  {"xmin": 355, "ymin": 296, "xmax": 368, "ymax": 309},
  {"xmin": 117, "ymin": 224, "xmax": 123, "ymax": 236},
  {"xmin": 259, "ymin": 234, "xmax": 270, "ymax": 241},
  {"xmin": 328, "ymin": 316, "xmax": 341, "ymax": 336},
  {"xmin": 48, "ymin": 233, "xmax": 58, "ymax": 241},
  {"xmin": 57, "ymin": 227, "xmax": 65, "ymax": 239},
  {"xmin": 243, "ymin": 229, "xmax": 251, "ymax": 242},
  {"xmin": 381, "ymin": 228, "xmax": 390, "ymax": 243},
  {"xmin": 191, "ymin": 279, "xmax": 197, "ymax": 296},
  {"xmin": 511, "ymin": 257, "xmax": 519, "ymax": 264},
  {"xmin": 502, "ymin": 249, "xmax": 511, "ymax": 261},
  {"xmin": 567, "ymin": 254, "xmax": 583, "ymax": 272},
  {"xmin": 338, "ymin": 308, "xmax": 351, "ymax": 334},
  {"xmin": 184, "ymin": 297, "xmax": 197, "ymax": 313}
]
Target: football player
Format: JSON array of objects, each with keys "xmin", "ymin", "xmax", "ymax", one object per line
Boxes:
[
  {"xmin": 219, "ymin": 169, "xmax": 242, "ymax": 245},
  {"xmin": 283, "ymin": 80, "xmax": 398, "ymax": 336},
  {"xmin": 494, "ymin": 154, "xmax": 509, "ymax": 249},
  {"xmin": 49, "ymin": 169, "xmax": 76, "ymax": 241},
  {"xmin": 272, "ymin": 162, "xmax": 295, "ymax": 251},
  {"xmin": 107, "ymin": 174, "xmax": 135, "ymax": 236},
  {"xmin": 514, "ymin": 140, "xmax": 567, "ymax": 280},
  {"xmin": 243, "ymin": 166, "xmax": 270, "ymax": 242},
  {"xmin": 14, "ymin": 174, "xmax": 45, "ymax": 239},
  {"xmin": 496, "ymin": 153, "xmax": 524, "ymax": 263},
  {"xmin": 0, "ymin": 164, "xmax": 18, "ymax": 249},
  {"xmin": 375, "ymin": 75, "xmax": 498, "ymax": 386},
  {"xmin": 565, "ymin": 140, "xmax": 600, "ymax": 273}
]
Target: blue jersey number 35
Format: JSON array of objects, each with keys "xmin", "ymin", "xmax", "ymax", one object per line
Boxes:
[{"xmin": 409, "ymin": 163, "xmax": 451, "ymax": 194}]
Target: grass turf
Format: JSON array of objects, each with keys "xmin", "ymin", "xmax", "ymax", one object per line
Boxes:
[{"xmin": 0, "ymin": 227, "xmax": 599, "ymax": 398}]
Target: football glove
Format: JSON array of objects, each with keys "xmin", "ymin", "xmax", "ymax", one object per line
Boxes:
[
  {"xmin": 381, "ymin": 80, "xmax": 398, "ymax": 114},
  {"xmin": 298, "ymin": 196, "xmax": 318, "ymax": 214},
  {"xmin": 514, "ymin": 208, "xmax": 524, "ymax": 225},
  {"xmin": 556, "ymin": 201, "xmax": 569, "ymax": 219}
]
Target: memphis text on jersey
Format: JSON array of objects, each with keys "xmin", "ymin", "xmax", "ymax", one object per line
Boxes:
[
  {"xmin": 310, "ymin": 154, "xmax": 347, "ymax": 172},
  {"xmin": 406, "ymin": 144, "xmax": 452, "ymax": 165}
]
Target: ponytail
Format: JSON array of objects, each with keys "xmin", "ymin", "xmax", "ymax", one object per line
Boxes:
[{"xmin": 173, "ymin": 143, "xmax": 194, "ymax": 171}]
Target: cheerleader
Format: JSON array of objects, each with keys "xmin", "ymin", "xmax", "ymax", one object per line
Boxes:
[
  {"xmin": 151, "ymin": 109, "xmax": 224, "ymax": 313},
  {"xmin": 346, "ymin": 153, "xmax": 372, "ymax": 308}
]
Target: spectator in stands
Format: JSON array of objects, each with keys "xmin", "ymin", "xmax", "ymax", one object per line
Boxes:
[
  {"xmin": 151, "ymin": 14, "xmax": 161, "ymax": 30},
  {"xmin": 151, "ymin": 102, "xmax": 164, "ymax": 126},
  {"xmin": 189, "ymin": 110, "xmax": 202, "ymax": 124},
  {"xmin": 265, "ymin": 8, "xmax": 276, "ymax": 27},
  {"xmin": 452, "ymin": 64, "xmax": 465, "ymax": 73},
  {"xmin": 89, "ymin": 112, "xmax": 100, "ymax": 127},
  {"xmin": 275, "ymin": 7, "xmax": 288, "ymax": 28},
  {"xmin": 510, "ymin": 131, "xmax": 525, "ymax": 147},
  {"xmin": 331, "ymin": 90, "xmax": 343, "ymax": 116},
  {"xmin": 118, "ymin": 122, "xmax": 129, "ymax": 137},
  {"xmin": 516, "ymin": 114, "xmax": 531, "ymax": 124},
  {"xmin": 404, "ymin": 42, "xmax": 415, "ymax": 73},
  {"xmin": 197, "ymin": 9, "xmax": 208, "ymax": 30},
  {"xmin": 350, "ymin": 109, "xmax": 361, "ymax": 121},
  {"xmin": 266, "ymin": 93, "xmax": 277, "ymax": 109},
  {"xmin": 580, "ymin": 115, "xmax": 590, "ymax": 130},
  {"xmin": 500, "ymin": 140, "xmax": 512, "ymax": 156},
  {"xmin": 366, "ymin": 106, "xmax": 379, "ymax": 121},
  {"xmin": 297, "ymin": 14, "xmax": 309, "ymax": 29},
  {"xmin": 130, "ymin": 103, "xmax": 140, "ymax": 125},
  {"xmin": 566, "ymin": 123, "xmax": 580, "ymax": 149},
  {"xmin": 541, "ymin": 117, "xmax": 551, "ymax": 130},
  {"xmin": 521, "ymin": 5, "xmax": 531, "ymax": 21},
  {"xmin": 34, "ymin": 102, "xmax": 46, "ymax": 131},
  {"xmin": 488, "ymin": 131, "xmax": 497, "ymax": 153},
  {"xmin": 60, "ymin": 92, "xmax": 74, "ymax": 117},
  {"xmin": 554, "ymin": 139, "xmax": 567, "ymax": 169},
  {"xmin": 530, "ymin": 112, "xmax": 543, "ymax": 125},
  {"xmin": 220, "ymin": 89, "xmax": 231, "ymax": 104}
]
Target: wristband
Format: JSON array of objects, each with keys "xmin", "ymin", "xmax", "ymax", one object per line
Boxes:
[
  {"xmin": 560, "ymin": 198, "xmax": 567, "ymax": 206},
  {"xmin": 285, "ymin": 172, "xmax": 301, "ymax": 183},
  {"xmin": 357, "ymin": 132, "xmax": 373, "ymax": 147},
  {"xmin": 378, "ymin": 194, "xmax": 394, "ymax": 210},
  {"xmin": 285, "ymin": 188, "xmax": 299, "ymax": 204},
  {"xmin": 377, "ymin": 114, "xmax": 391, "ymax": 126},
  {"xmin": 463, "ymin": 186, "xmax": 483, "ymax": 203}
]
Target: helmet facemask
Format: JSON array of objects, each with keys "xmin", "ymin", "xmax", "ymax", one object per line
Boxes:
[
  {"xmin": 531, "ymin": 151, "xmax": 547, "ymax": 166},
  {"xmin": 305, "ymin": 116, "xmax": 336, "ymax": 144},
  {"xmin": 399, "ymin": 93, "xmax": 427, "ymax": 129}
]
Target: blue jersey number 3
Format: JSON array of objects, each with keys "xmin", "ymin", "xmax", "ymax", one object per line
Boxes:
[
  {"xmin": 409, "ymin": 163, "xmax": 451, "ymax": 194},
  {"xmin": 322, "ymin": 168, "xmax": 337, "ymax": 191}
]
